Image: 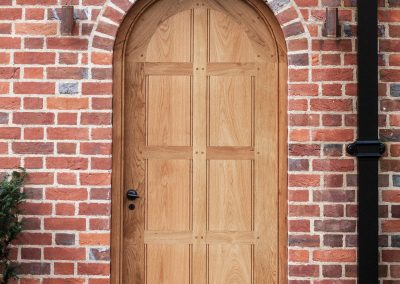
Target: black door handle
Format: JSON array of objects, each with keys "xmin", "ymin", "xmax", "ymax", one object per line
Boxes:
[{"xmin": 127, "ymin": 189, "xmax": 140, "ymax": 201}]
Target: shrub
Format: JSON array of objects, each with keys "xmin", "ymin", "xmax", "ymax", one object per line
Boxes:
[{"xmin": 0, "ymin": 168, "xmax": 27, "ymax": 284}]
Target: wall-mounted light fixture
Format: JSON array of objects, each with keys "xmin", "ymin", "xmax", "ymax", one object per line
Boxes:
[
  {"xmin": 322, "ymin": 8, "xmax": 341, "ymax": 38},
  {"xmin": 61, "ymin": 5, "xmax": 75, "ymax": 35}
]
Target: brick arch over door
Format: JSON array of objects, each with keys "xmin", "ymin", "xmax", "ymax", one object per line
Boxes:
[{"xmin": 89, "ymin": 0, "xmax": 310, "ymax": 56}]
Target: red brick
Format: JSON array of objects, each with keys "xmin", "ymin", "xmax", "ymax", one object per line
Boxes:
[
  {"xmin": 26, "ymin": 172, "xmax": 54, "ymax": 185},
  {"xmin": 0, "ymin": 127, "xmax": 20, "ymax": 139},
  {"xmin": 48, "ymin": 98, "xmax": 88, "ymax": 110},
  {"xmin": 47, "ymin": 38, "xmax": 88, "ymax": 50},
  {"xmin": 78, "ymin": 263, "xmax": 110, "ymax": 276},
  {"xmin": 13, "ymin": 142, "xmax": 53, "ymax": 154},
  {"xmin": 46, "ymin": 187, "xmax": 88, "ymax": 201},
  {"xmin": 289, "ymin": 174, "xmax": 320, "ymax": 187},
  {"xmin": 0, "ymin": 8, "xmax": 22, "ymax": 20},
  {"xmin": 82, "ymin": 82, "xmax": 112, "ymax": 95},
  {"xmin": 312, "ymin": 68, "xmax": 354, "ymax": 81},
  {"xmin": 55, "ymin": 203, "xmax": 75, "ymax": 216},
  {"xmin": 14, "ymin": 82, "xmax": 54, "ymax": 95},
  {"xmin": 57, "ymin": 143, "xmax": 77, "ymax": 154},
  {"xmin": 15, "ymin": 52, "xmax": 55, "ymax": 65},
  {"xmin": 57, "ymin": 173, "xmax": 77, "ymax": 185},
  {"xmin": 313, "ymin": 250, "xmax": 356, "ymax": 262},
  {"xmin": 44, "ymin": 218, "xmax": 86, "ymax": 231},
  {"xmin": 79, "ymin": 233, "xmax": 110, "ymax": 245},
  {"xmin": 16, "ymin": 23, "xmax": 57, "ymax": 35},
  {"xmin": 58, "ymin": 113, "xmax": 78, "ymax": 125},
  {"xmin": 20, "ymin": 202, "xmax": 52, "ymax": 215},
  {"xmin": 24, "ymin": 38, "xmax": 44, "ymax": 49},
  {"xmin": 313, "ymin": 159, "xmax": 354, "ymax": 172},
  {"xmin": 0, "ymin": 157, "xmax": 20, "ymax": 169},
  {"xmin": 312, "ymin": 129, "xmax": 354, "ymax": 142},
  {"xmin": 289, "ymin": 205, "xmax": 320, "ymax": 217},
  {"xmin": 44, "ymin": 248, "xmax": 86, "ymax": 260},
  {"xmin": 382, "ymin": 220, "xmax": 400, "ymax": 232},
  {"xmin": 23, "ymin": 98, "xmax": 43, "ymax": 111},
  {"xmin": 0, "ymin": 97, "xmax": 20, "ymax": 110},
  {"xmin": 47, "ymin": 128, "xmax": 89, "ymax": 140},
  {"xmin": 310, "ymin": 99, "xmax": 353, "ymax": 111},
  {"xmin": 16, "ymin": 233, "xmax": 52, "ymax": 245},
  {"xmin": 46, "ymin": 157, "xmax": 88, "ymax": 170},
  {"xmin": 54, "ymin": 263, "xmax": 74, "ymax": 275},
  {"xmin": 0, "ymin": 67, "xmax": 19, "ymax": 79},
  {"xmin": 0, "ymin": 37, "xmax": 20, "ymax": 49},
  {"xmin": 24, "ymin": 67, "xmax": 44, "ymax": 79},
  {"xmin": 25, "ymin": 8, "xmax": 45, "ymax": 20},
  {"xmin": 91, "ymin": 52, "xmax": 112, "ymax": 65},
  {"xmin": 381, "ymin": 69, "xmax": 400, "ymax": 82},
  {"xmin": 13, "ymin": 112, "xmax": 54, "ymax": 125},
  {"xmin": 80, "ymin": 173, "xmax": 111, "ymax": 186},
  {"xmin": 59, "ymin": 53, "xmax": 79, "ymax": 65},
  {"xmin": 81, "ymin": 113, "xmax": 111, "ymax": 125}
]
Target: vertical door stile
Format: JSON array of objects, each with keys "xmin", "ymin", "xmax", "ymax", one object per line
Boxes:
[
  {"xmin": 254, "ymin": 62, "xmax": 279, "ymax": 283},
  {"xmin": 192, "ymin": 6, "xmax": 208, "ymax": 284}
]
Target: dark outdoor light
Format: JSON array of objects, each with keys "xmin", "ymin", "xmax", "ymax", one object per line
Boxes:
[
  {"xmin": 322, "ymin": 8, "xmax": 341, "ymax": 38},
  {"xmin": 61, "ymin": 5, "xmax": 75, "ymax": 35}
]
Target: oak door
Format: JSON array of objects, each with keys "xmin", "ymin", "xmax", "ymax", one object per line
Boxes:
[{"xmin": 115, "ymin": 0, "xmax": 284, "ymax": 283}]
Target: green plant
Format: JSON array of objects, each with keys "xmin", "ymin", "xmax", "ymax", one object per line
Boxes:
[{"xmin": 0, "ymin": 168, "xmax": 27, "ymax": 284}]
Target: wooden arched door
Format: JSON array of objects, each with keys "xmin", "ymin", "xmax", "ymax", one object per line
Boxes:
[{"xmin": 112, "ymin": 0, "xmax": 288, "ymax": 283}]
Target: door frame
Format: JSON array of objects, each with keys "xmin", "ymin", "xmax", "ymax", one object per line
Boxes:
[{"xmin": 111, "ymin": 0, "xmax": 288, "ymax": 282}]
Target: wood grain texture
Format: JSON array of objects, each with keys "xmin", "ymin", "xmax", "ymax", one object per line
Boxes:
[
  {"xmin": 147, "ymin": 75, "xmax": 192, "ymax": 146},
  {"xmin": 112, "ymin": 0, "xmax": 288, "ymax": 283},
  {"xmin": 208, "ymin": 160, "xmax": 253, "ymax": 231},
  {"xmin": 208, "ymin": 76, "xmax": 253, "ymax": 146}
]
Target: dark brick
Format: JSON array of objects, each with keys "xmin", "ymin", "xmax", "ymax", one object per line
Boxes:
[
  {"xmin": 323, "ymin": 144, "xmax": 343, "ymax": 157},
  {"xmin": 323, "ymin": 235, "xmax": 343, "ymax": 247},
  {"xmin": 394, "ymin": 175, "xmax": 400, "ymax": 187},
  {"xmin": 322, "ymin": 265, "xmax": 342, "ymax": 278},
  {"xmin": 315, "ymin": 220, "xmax": 356, "ymax": 232},
  {"xmin": 289, "ymin": 235, "xmax": 320, "ymax": 247},
  {"xmin": 289, "ymin": 159, "xmax": 309, "ymax": 171},
  {"xmin": 313, "ymin": 190, "xmax": 355, "ymax": 202},
  {"xmin": 391, "ymin": 236, "xmax": 400, "ymax": 247},
  {"xmin": 289, "ymin": 53, "xmax": 309, "ymax": 66},
  {"xmin": 55, "ymin": 233, "xmax": 75, "ymax": 245},
  {"xmin": 19, "ymin": 262, "xmax": 50, "ymax": 275}
]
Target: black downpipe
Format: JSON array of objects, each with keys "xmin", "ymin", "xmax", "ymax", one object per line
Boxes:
[{"xmin": 346, "ymin": 0, "xmax": 385, "ymax": 283}]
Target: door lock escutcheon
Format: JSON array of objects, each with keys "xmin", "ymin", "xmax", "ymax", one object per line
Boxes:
[{"xmin": 127, "ymin": 189, "xmax": 140, "ymax": 201}]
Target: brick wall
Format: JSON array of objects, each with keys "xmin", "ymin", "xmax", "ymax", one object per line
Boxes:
[{"xmin": 0, "ymin": 0, "xmax": 398, "ymax": 282}]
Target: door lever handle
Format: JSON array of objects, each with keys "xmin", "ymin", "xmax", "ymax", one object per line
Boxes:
[{"xmin": 127, "ymin": 189, "xmax": 140, "ymax": 201}]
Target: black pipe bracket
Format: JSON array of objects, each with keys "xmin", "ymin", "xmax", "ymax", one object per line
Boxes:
[{"xmin": 347, "ymin": 140, "xmax": 386, "ymax": 158}]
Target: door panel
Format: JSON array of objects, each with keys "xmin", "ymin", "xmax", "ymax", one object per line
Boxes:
[
  {"xmin": 208, "ymin": 76, "xmax": 253, "ymax": 147},
  {"xmin": 208, "ymin": 160, "xmax": 253, "ymax": 231},
  {"xmin": 146, "ymin": 160, "xmax": 192, "ymax": 231},
  {"xmin": 208, "ymin": 244, "xmax": 253, "ymax": 284},
  {"xmin": 147, "ymin": 75, "xmax": 192, "ymax": 146},
  {"xmin": 146, "ymin": 244, "xmax": 191, "ymax": 283},
  {"xmin": 146, "ymin": 9, "xmax": 193, "ymax": 62},
  {"xmin": 118, "ymin": 0, "xmax": 284, "ymax": 283}
]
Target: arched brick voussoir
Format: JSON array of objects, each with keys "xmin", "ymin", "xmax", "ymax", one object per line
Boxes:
[{"xmin": 91, "ymin": 0, "xmax": 309, "ymax": 55}]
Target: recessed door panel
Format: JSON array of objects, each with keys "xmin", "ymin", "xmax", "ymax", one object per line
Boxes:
[
  {"xmin": 208, "ymin": 160, "xmax": 253, "ymax": 231},
  {"xmin": 146, "ymin": 244, "xmax": 191, "ymax": 283},
  {"xmin": 147, "ymin": 76, "xmax": 192, "ymax": 146},
  {"xmin": 147, "ymin": 160, "xmax": 192, "ymax": 231},
  {"xmin": 208, "ymin": 244, "xmax": 253, "ymax": 284},
  {"xmin": 209, "ymin": 76, "xmax": 253, "ymax": 147}
]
